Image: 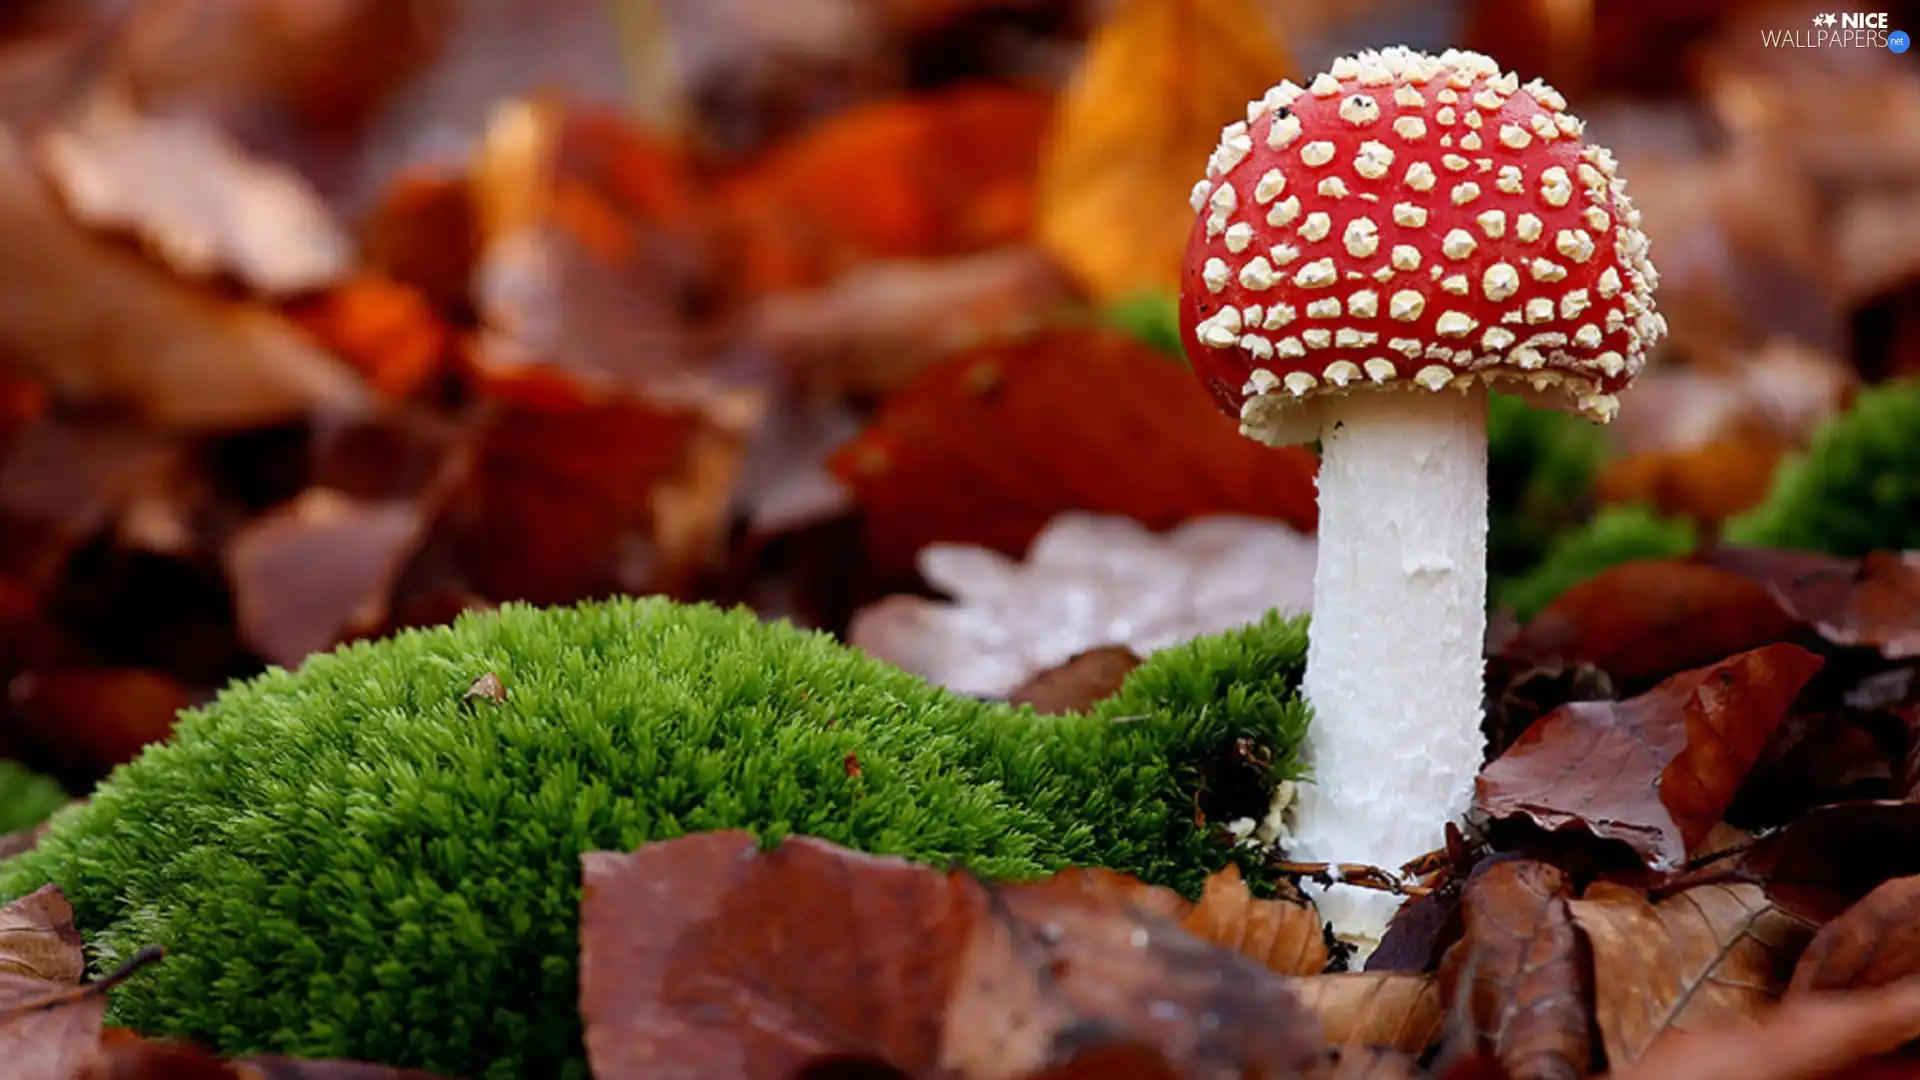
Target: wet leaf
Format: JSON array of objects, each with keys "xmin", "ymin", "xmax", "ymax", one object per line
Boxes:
[
  {"xmin": 1611, "ymin": 979, "xmax": 1920, "ymax": 1080},
  {"xmin": 35, "ymin": 100, "xmax": 353, "ymax": 297},
  {"xmin": 1006, "ymin": 645, "xmax": 1143, "ymax": 715},
  {"xmin": 831, "ymin": 330, "xmax": 1318, "ymax": 586},
  {"xmin": 1569, "ymin": 882, "xmax": 1812, "ymax": 1068},
  {"xmin": 225, "ymin": 489, "xmax": 430, "ymax": 668},
  {"xmin": 1290, "ymin": 973, "xmax": 1444, "ymax": 1054},
  {"xmin": 715, "ymin": 84, "xmax": 1053, "ymax": 296},
  {"xmin": 1475, "ymin": 644, "xmax": 1825, "ymax": 873},
  {"xmin": 0, "ymin": 885, "xmax": 105, "ymax": 1080},
  {"xmin": 1179, "ymin": 862, "xmax": 1328, "ymax": 977},
  {"xmin": 0, "ymin": 129, "xmax": 367, "ymax": 430},
  {"xmin": 1791, "ymin": 875, "xmax": 1920, "ymax": 993},
  {"xmin": 578, "ymin": 831, "xmax": 1325, "ymax": 1080},
  {"xmin": 1036, "ymin": 0, "xmax": 1294, "ymax": 299},
  {"xmin": 1438, "ymin": 860, "xmax": 1591, "ymax": 1080},
  {"xmin": 1503, "ymin": 561, "xmax": 1806, "ymax": 688}
]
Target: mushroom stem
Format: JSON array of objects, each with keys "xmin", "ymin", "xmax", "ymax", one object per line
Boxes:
[{"xmin": 1287, "ymin": 385, "xmax": 1490, "ymax": 957}]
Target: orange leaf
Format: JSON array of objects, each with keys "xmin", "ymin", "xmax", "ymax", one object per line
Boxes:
[
  {"xmin": 714, "ymin": 84, "xmax": 1053, "ymax": 295},
  {"xmin": 1037, "ymin": 0, "xmax": 1296, "ymax": 299},
  {"xmin": 287, "ymin": 276, "xmax": 450, "ymax": 400},
  {"xmin": 829, "ymin": 328, "xmax": 1318, "ymax": 581},
  {"xmin": 1180, "ymin": 863, "xmax": 1329, "ymax": 977}
]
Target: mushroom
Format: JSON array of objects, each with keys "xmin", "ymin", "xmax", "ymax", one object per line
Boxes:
[{"xmin": 1178, "ymin": 47, "xmax": 1664, "ymax": 954}]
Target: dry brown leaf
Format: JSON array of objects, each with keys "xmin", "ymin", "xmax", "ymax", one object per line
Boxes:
[
  {"xmin": 1006, "ymin": 645, "xmax": 1143, "ymax": 715},
  {"xmin": 1180, "ymin": 863, "xmax": 1328, "ymax": 977},
  {"xmin": 744, "ymin": 246, "xmax": 1082, "ymax": 399},
  {"xmin": 0, "ymin": 128, "xmax": 367, "ymax": 430},
  {"xmin": 35, "ymin": 100, "xmax": 353, "ymax": 297},
  {"xmin": 6, "ymin": 669, "xmax": 192, "ymax": 775},
  {"xmin": 577, "ymin": 831, "xmax": 1325, "ymax": 1080},
  {"xmin": 0, "ymin": 885, "xmax": 108, "ymax": 1080},
  {"xmin": 0, "ymin": 886, "xmax": 84, "ymax": 984},
  {"xmin": 224, "ymin": 488, "xmax": 431, "ymax": 667},
  {"xmin": 1569, "ymin": 881, "xmax": 1813, "ymax": 1069},
  {"xmin": 1036, "ymin": 0, "xmax": 1294, "ymax": 300},
  {"xmin": 1611, "ymin": 979, "xmax": 1920, "ymax": 1080},
  {"xmin": 1791, "ymin": 875, "xmax": 1920, "ymax": 994},
  {"xmin": 1290, "ymin": 973, "xmax": 1443, "ymax": 1054},
  {"xmin": 1439, "ymin": 859, "xmax": 1592, "ymax": 1080}
]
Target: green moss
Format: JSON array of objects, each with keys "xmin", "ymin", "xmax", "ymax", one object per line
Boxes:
[
  {"xmin": 1725, "ymin": 379, "xmax": 1920, "ymax": 555},
  {"xmin": 0, "ymin": 598, "xmax": 1309, "ymax": 1080},
  {"xmin": 1495, "ymin": 504, "xmax": 1698, "ymax": 619},
  {"xmin": 1486, "ymin": 390, "xmax": 1613, "ymax": 586},
  {"xmin": 0, "ymin": 760, "xmax": 68, "ymax": 835},
  {"xmin": 1101, "ymin": 289, "xmax": 1185, "ymax": 363}
]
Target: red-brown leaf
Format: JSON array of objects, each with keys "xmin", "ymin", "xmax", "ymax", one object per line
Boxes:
[
  {"xmin": 577, "ymin": 831, "xmax": 1325, "ymax": 1080},
  {"xmin": 1610, "ymin": 980, "xmax": 1920, "ymax": 1080},
  {"xmin": 1437, "ymin": 859, "xmax": 1592, "ymax": 1080},
  {"xmin": 0, "ymin": 886, "xmax": 105, "ymax": 1080},
  {"xmin": 72, "ymin": 1038, "xmax": 453, "ymax": 1078},
  {"xmin": 1701, "ymin": 547, "xmax": 1920, "ymax": 660},
  {"xmin": 1475, "ymin": 644, "xmax": 1825, "ymax": 873},
  {"xmin": 1791, "ymin": 875, "xmax": 1920, "ymax": 993},
  {"xmin": 1569, "ymin": 882, "xmax": 1812, "ymax": 1068},
  {"xmin": 1502, "ymin": 561, "xmax": 1806, "ymax": 687},
  {"xmin": 829, "ymin": 328, "xmax": 1319, "ymax": 582}
]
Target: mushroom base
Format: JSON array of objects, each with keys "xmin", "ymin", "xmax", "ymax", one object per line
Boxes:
[{"xmin": 1285, "ymin": 386, "xmax": 1491, "ymax": 957}]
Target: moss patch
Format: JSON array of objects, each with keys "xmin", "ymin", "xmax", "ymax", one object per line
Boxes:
[
  {"xmin": 0, "ymin": 598, "xmax": 1309, "ymax": 1079},
  {"xmin": 0, "ymin": 759, "xmax": 68, "ymax": 835}
]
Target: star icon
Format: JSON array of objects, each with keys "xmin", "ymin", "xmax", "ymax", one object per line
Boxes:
[{"xmin": 1813, "ymin": 12, "xmax": 1836, "ymax": 25}]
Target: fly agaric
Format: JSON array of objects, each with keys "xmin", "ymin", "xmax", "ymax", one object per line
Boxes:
[{"xmin": 1179, "ymin": 46, "xmax": 1663, "ymax": 953}]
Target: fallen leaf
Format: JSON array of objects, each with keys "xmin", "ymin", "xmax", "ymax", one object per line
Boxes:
[
  {"xmin": 35, "ymin": 99, "xmax": 353, "ymax": 297},
  {"xmin": 744, "ymin": 246, "xmax": 1082, "ymax": 399},
  {"xmin": 0, "ymin": 885, "xmax": 84, "ymax": 984},
  {"xmin": 285, "ymin": 276, "xmax": 451, "ymax": 401},
  {"xmin": 848, "ymin": 511, "xmax": 1314, "ymax": 697},
  {"xmin": 578, "ymin": 831, "xmax": 1325, "ymax": 1080},
  {"xmin": 1792, "ymin": 875, "xmax": 1920, "ymax": 994},
  {"xmin": 1701, "ymin": 547, "xmax": 1920, "ymax": 661},
  {"xmin": 1738, "ymin": 802, "xmax": 1920, "ymax": 924},
  {"xmin": 1502, "ymin": 561, "xmax": 1807, "ymax": 688},
  {"xmin": 1179, "ymin": 862, "xmax": 1328, "ymax": 977},
  {"xmin": 0, "ymin": 885, "xmax": 108, "ymax": 1080},
  {"xmin": 1311, "ymin": 1045, "xmax": 1426, "ymax": 1080},
  {"xmin": 1733, "ymin": 710, "xmax": 1900, "ymax": 828},
  {"xmin": 1290, "ymin": 973, "xmax": 1444, "ymax": 1054},
  {"xmin": 716, "ymin": 83, "xmax": 1052, "ymax": 296},
  {"xmin": 1476, "ymin": 644, "xmax": 1826, "ymax": 873},
  {"xmin": 1438, "ymin": 860, "xmax": 1592, "ymax": 1080},
  {"xmin": 831, "ymin": 329, "xmax": 1319, "ymax": 587},
  {"xmin": 461, "ymin": 672, "xmax": 508, "ymax": 707},
  {"xmin": 1569, "ymin": 881, "xmax": 1812, "ymax": 1068},
  {"xmin": 1006, "ymin": 645, "xmax": 1143, "ymax": 715},
  {"xmin": 436, "ymin": 387, "xmax": 758, "ymax": 605},
  {"xmin": 6, "ymin": 669, "xmax": 193, "ymax": 776},
  {"xmin": 1611, "ymin": 979, "xmax": 1920, "ymax": 1080},
  {"xmin": 0, "ymin": 128, "xmax": 367, "ymax": 430},
  {"xmin": 224, "ymin": 488, "xmax": 430, "ymax": 668},
  {"xmin": 1595, "ymin": 434, "xmax": 1791, "ymax": 526},
  {"xmin": 0, "ymin": 419, "xmax": 182, "ymax": 594},
  {"xmin": 1036, "ymin": 0, "xmax": 1294, "ymax": 299},
  {"xmin": 357, "ymin": 170, "xmax": 481, "ymax": 315}
]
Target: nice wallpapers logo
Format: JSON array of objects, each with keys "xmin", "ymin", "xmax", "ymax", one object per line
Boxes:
[{"xmin": 1762, "ymin": 11, "xmax": 1908, "ymax": 50}]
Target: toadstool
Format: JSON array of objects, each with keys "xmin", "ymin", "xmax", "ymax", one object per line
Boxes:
[{"xmin": 1178, "ymin": 46, "xmax": 1664, "ymax": 953}]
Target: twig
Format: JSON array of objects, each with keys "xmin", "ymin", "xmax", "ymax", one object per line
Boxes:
[
  {"xmin": 1271, "ymin": 859, "xmax": 1432, "ymax": 898},
  {"xmin": 0, "ymin": 945, "xmax": 165, "ymax": 1025}
]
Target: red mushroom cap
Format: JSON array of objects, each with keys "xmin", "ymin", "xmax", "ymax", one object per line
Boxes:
[{"xmin": 1179, "ymin": 47, "xmax": 1664, "ymax": 446}]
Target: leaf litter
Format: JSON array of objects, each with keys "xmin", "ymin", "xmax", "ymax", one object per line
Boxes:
[{"xmin": 6, "ymin": 0, "xmax": 1920, "ymax": 1077}]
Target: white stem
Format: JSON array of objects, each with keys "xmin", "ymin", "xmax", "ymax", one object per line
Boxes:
[{"xmin": 1287, "ymin": 386, "xmax": 1490, "ymax": 958}]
